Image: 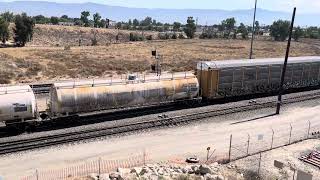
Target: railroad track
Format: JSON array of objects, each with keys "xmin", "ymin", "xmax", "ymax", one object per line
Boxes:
[{"xmin": 0, "ymin": 92, "xmax": 320, "ymax": 155}]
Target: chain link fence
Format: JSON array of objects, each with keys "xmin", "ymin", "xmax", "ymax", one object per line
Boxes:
[
  {"xmin": 229, "ymin": 120, "xmax": 319, "ymax": 161},
  {"xmin": 18, "ymin": 120, "xmax": 320, "ymax": 179},
  {"xmin": 21, "ymin": 152, "xmax": 150, "ymax": 180},
  {"xmin": 228, "ymin": 120, "xmax": 320, "ymax": 177}
]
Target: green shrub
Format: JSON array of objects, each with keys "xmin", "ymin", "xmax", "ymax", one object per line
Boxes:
[
  {"xmin": 178, "ymin": 34, "xmax": 185, "ymax": 39},
  {"xmin": 146, "ymin": 35, "xmax": 153, "ymax": 40},
  {"xmin": 129, "ymin": 33, "xmax": 145, "ymax": 41},
  {"xmin": 172, "ymin": 33, "xmax": 177, "ymax": 39}
]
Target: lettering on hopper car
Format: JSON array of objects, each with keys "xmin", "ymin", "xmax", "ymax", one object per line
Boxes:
[
  {"xmin": 182, "ymin": 84, "xmax": 199, "ymax": 92},
  {"xmin": 12, "ymin": 103, "xmax": 28, "ymax": 112}
]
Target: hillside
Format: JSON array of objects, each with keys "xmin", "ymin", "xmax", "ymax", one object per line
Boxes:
[
  {"xmin": 28, "ymin": 24, "xmax": 158, "ymax": 47},
  {"xmin": 0, "ymin": 31, "xmax": 319, "ymax": 84},
  {"xmin": 0, "ymin": 1, "xmax": 320, "ymax": 26}
]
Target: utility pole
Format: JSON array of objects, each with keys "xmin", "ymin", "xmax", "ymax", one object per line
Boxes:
[
  {"xmin": 249, "ymin": 0, "xmax": 258, "ymax": 59},
  {"xmin": 276, "ymin": 7, "xmax": 296, "ymax": 115}
]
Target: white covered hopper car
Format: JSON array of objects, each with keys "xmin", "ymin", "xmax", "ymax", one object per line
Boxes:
[{"xmin": 0, "ymin": 85, "xmax": 37, "ymax": 125}]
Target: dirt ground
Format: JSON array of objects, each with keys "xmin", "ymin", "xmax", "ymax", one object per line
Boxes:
[{"xmin": 0, "ymin": 38, "xmax": 319, "ymax": 84}]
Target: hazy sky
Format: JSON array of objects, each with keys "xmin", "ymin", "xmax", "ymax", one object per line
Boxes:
[{"xmin": 3, "ymin": 0, "xmax": 320, "ymax": 13}]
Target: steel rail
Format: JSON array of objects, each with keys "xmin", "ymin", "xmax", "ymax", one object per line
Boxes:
[{"xmin": 0, "ymin": 92, "xmax": 320, "ymax": 155}]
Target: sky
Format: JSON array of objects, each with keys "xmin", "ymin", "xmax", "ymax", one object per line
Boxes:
[{"xmin": 2, "ymin": 0, "xmax": 320, "ymax": 14}]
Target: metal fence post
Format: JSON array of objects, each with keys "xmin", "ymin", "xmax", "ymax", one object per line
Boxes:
[
  {"xmin": 143, "ymin": 149, "xmax": 146, "ymax": 166},
  {"xmin": 228, "ymin": 134, "xmax": 233, "ymax": 162},
  {"xmin": 289, "ymin": 124, "xmax": 293, "ymax": 144},
  {"xmin": 307, "ymin": 120, "xmax": 311, "ymax": 139},
  {"xmin": 97, "ymin": 157, "xmax": 101, "ymax": 180},
  {"xmin": 258, "ymin": 153, "xmax": 262, "ymax": 175},
  {"xmin": 271, "ymin": 129, "xmax": 274, "ymax": 149},
  {"xmin": 246, "ymin": 134, "xmax": 250, "ymax": 156},
  {"xmin": 36, "ymin": 169, "xmax": 39, "ymax": 180}
]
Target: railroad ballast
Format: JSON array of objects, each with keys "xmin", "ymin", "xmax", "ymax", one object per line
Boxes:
[{"xmin": 1, "ymin": 56, "xmax": 320, "ymax": 126}]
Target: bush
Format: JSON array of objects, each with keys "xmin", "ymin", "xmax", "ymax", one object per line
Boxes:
[
  {"xmin": 64, "ymin": 45, "xmax": 71, "ymax": 50},
  {"xmin": 146, "ymin": 35, "xmax": 153, "ymax": 40},
  {"xmin": 172, "ymin": 33, "xmax": 177, "ymax": 39},
  {"xmin": 200, "ymin": 32, "xmax": 217, "ymax": 39},
  {"xmin": 270, "ymin": 20, "xmax": 290, "ymax": 41},
  {"xmin": 0, "ymin": 72, "xmax": 12, "ymax": 84},
  {"xmin": 129, "ymin": 33, "xmax": 144, "ymax": 41},
  {"xmin": 178, "ymin": 34, "xmax": 185, "ymax": 39},
  {"xmin": 91, "ymin": 38, "xmax": 98, "ymax": 46},
  {"xmin": 199, "ymin": 32, "xmax": 207, "ymax": 39},
  {"xmin": 158, "ymin": 33, "xmax": 171, "ymax": 40}
]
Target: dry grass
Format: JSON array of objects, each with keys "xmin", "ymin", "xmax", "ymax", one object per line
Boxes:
[
  {"xmin": 28, "ymin": 24, "xmax": 159, "ymax": 47},
  {"xmin": 0, "ymin": 38, "xmax": 319, "ymax": 84}
]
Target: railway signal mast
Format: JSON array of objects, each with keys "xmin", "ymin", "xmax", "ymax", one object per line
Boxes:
[
  {"xmin": 152, "ymin": 50, "xmax": 162, "ymax": 76},
  {"xmin": 276, "ymin": 7, "xmax": 297, "ymax": 115}
]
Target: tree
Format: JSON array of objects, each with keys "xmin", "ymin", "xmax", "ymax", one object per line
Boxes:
[
  {"xmin": 93, "ymin": 12, "xmax": 101, "ymax": 28},
  {"xmin": 163, "ymin": 23, "xmax": 170, "ymax": 31},
  {"xmin": 152, "ymin": 20, "xmax": 157, "ymax": 26},
  {"xmin": 173, "ymin": 22, "xmax": 181, "ymax": 32},
  {"xmin": 132, "ymin": 19, "xmax": 139, "ymax": 27},
  {"xmin": 221, "ymin": 17, "xmax": 236, "ymax": 38},
  {"xmin": 128, "ymin": 19, "xmax": 132, "ymax": 26},
  {"xmin": 156, "ymin": 22, "xmax": 163, "ymax": 26},
  {"xmin": 80, "ymin": 11, "xmax": 90, "ymax": 27},
  {"xmin": 33, "ymin": 15, "xmax": 48, "ymax": 24},
  {"xmin": 61, "ymin": 15, "xmax": 69, "ymax": 19},
  {"xmin": 305, "ymin": 26, "xmax": 319, "ymax": 39},
  {"xmin": 14, "ymin": 13, "xmax": 35, "ymax": 46},
  {"xmin": 50, "ymin": 16, "xmax": 59, "ymax": 25},
  {"xmin": 60, "ymin": 15, "xmax": 69, "ymax": 22},
  {"xmin": 237, "ymin": 23, "xmax": 248, "ymax": 39},
  {"xmin": 270, "ymin": 20, "xmax": 290, "ymax": 41},
  {"xmin": 116, "ymin": 22, "xmax": 122, "ymax": 29},
  {"xmin": 293, "ymin": 26, "xmax": 304, "ymax": 41},
  {"xmin": 1, "ymin": 12, "xmax": 14, "ymax": 22},
  {"xmin": 100, "ymin": 19, "xmax": 107, "ymax": 28},
  {"xmin": 184, "ymin": 17, "xmax": 196, "ymax": 39},
  {"xmin": 254, "ymin": 20, "xmax": 260, "ymax": 34},
  {"xmin": 141, "ymin": 17, "xmax": 152, "ymax": 26},
  {"xmin": 73, "ymin": 18, "xmax": 82, "ymax": 26},
  {"xmin": 0, "ymin": 16, "xmax": 9, "ymax": 43}
]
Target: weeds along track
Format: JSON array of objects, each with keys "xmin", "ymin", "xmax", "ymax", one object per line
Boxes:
[{"xmin": 1, "ymin": 92, "xmax": 320, "ymax": 155}]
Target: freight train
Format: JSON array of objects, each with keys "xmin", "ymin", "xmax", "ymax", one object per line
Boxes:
[{"xmin": 1, "ymin": 56, "xmax": 320, "ymax": 128}]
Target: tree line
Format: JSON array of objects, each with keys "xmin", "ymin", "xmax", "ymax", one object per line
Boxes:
[
  {"xmin": 0, "ymin": 12, "xmax": 34, "ymax": 46},
  {"xmin": 198, "ymin": 18, "xmax": 315, "ymax": 42},
  {"xmin": 115, "ymin": 17, "xmax": 183, "ymax": 32},
  {"xmin": 1, "ymin": 10, "xmax": 320, "ymax": 46}
]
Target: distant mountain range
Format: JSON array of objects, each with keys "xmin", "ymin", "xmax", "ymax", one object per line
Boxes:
[{"xmin": 0, "ymin": 1, "xmax": 319, "ymax": 26}]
